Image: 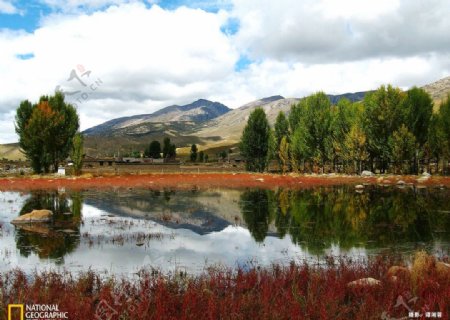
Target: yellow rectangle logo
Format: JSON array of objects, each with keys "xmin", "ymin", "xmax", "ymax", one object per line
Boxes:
[{"xmin": 8, "ymin": 304, "xmax": 24, "ymax": 320}]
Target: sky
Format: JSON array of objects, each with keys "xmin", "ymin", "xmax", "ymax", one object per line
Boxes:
[{"xmin": 1, "ymin": 0, "xmax": 450, "ymax": 143}]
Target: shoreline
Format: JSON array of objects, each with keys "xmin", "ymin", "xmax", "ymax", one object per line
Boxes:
[{"xmin": 0, "ymin": 172, "xmax": 449, "ymax": 191}]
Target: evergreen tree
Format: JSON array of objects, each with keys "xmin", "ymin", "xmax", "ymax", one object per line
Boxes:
[
  {"xmin": 274, "ymin": 111, "xmax": 290, "ymax": 170},
  {"xmin": 330, "ymin": 99, "xmax": 359, "ymax": 172},
  {"xmin": 146, "ymin": 140, "xmax": 162, "ymax": 158},
  {"xmin": 290, "ymin": 92, "xmax": 333, "ymax": 172},
  {"xmin": 362, "ymin": 85, "xmax": 405, "ymax": 173},
  {"xmin": 240, "ymin": 108, "xmax": 271, "ymax": 172},
  {"xmin": 190, "ymin": 144, "xmax": 198, "ymax": 162},
  {"xmin": 438, "ymin": 95, "xmax": 450, "ymax": 173},
  {"xmin": 71, "ymin": 133, "xmax": 84, "ymax": 176},
  {"xmin": 198, "ymin": 150, "xmax": 205, "ymax": 162},
  {"xmin": 162, "ymin": 138, "xmax": 176, "ymax": 159},
  {"xmin": 278, "ymin": 136, "xmax": 290, "ymax": 174},
  {"xmin": 403, "ymin": 87, "xmax": 433, "ymax": 173}
]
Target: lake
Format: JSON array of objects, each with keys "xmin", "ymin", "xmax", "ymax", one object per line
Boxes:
[{"xmin": 0, "ymin": 185, "xmax": 449, "ymax": 275}]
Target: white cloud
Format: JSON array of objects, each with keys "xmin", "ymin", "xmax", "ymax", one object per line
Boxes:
[
  {"xmin": 231, "ymin": 0, "xmax": 450, "ymax": 63},
  {"xmin": 222, "ymin": 55, "xmax": 443, "ymax": 102},
  {"xmin": 0, "ymin": 0, "xmax": 19, "ymax": 14},
  {"xmin": 0, "ymin": 3, "xmax": 238, "ymax": 142},
  {"xmin": 317, "ymin": 0, "xmax": 401, "ymax": 20},
  {"xmin": 1, "ymin": 0, "xmax": 450, "ymax": 143}
]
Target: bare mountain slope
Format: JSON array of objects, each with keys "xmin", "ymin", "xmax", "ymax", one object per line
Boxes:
[
  {"xmin": 421, "ymin": 76, "xmax": 450, "ymax": 104},
  {"xmin": 84, "ymin": 99, "xmax": 230, "ymax": 136},
  {"xmin": 195, "ymin": 96, "xmax": 298, "ymax": 146}
]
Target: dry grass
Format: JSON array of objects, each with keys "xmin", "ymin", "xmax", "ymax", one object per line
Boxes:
[{"xmin": 0, "ymin": 143, "xmax": 23, "ymax": 161}]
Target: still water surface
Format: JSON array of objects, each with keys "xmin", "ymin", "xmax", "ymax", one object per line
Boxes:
[{"xmin": 0, "ymin": 185, "xmax": 449, "ymax": 275}]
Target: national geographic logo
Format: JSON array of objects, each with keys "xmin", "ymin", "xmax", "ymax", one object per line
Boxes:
[
  {"xmin": 8, "ymin": 304, "xmax": 23, "ymax": 320},
  {"xmin": 7, "ymin": 304, "xmax": 69, "ymax": 320}
]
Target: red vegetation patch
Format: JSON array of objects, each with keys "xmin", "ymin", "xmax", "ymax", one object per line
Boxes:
[
  {"xmin": 1, "ymin": 256, "xmax": 448, "ymax": 320},
  {"xmin": 1, "ymin": 173, "xmax": 449, "ymax": 191}
]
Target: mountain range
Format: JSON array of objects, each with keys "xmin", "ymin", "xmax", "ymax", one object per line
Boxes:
[
  {"xmin": 2, "ymin": 76, "xmax": 450, "ymax": 160},
  {"xmin": 84, "ymin": 99, "xmax": 230, "ymax": 136},
  {"xmin": 83, "ymin": 92, "xmax": 369, "ymax": 156}
]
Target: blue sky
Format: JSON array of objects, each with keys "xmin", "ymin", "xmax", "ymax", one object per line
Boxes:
[
  {"xmin": 0, "ymin": 1, "xmax": 232, "ymax": 31},
  {"xmin": 1, "ymin": 0, "xmax": 449, "ymax": 143}
]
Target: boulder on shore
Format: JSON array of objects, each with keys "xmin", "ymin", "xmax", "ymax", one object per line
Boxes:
[
  {"xmin": 11, "ymin": 209, "xmax": 53, "ymax": 224},
  {"xmin": 347, "ymin": 277, "xmax": 381, "ymax": 287},
  {"xmin": 361, "ymin": 170, "xmax": 374, "ymax": 177}
]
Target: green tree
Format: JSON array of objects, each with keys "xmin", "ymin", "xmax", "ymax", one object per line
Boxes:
[
  {"xmin": 288, "ymin": 101, "xmax": 304, "ymax": 130},
  {"xmin": 219, "ymin": 150, "xmax": 227, "ymax": 161},
  {"xmin": 278, "ymin": 136, "xmax": 290, "ymax": 174},
  {"xmin": 163, "ymin": 137, "xmax": 171, "ymax": 159},
  {"xmin": 290, "ymin": 124, "xmax": 310, "ymax": 172},
  {"xmin": 169, "ymin": 143, "xmax": 177, "ymax": 159},
  {"xmin": 427, "ymin": 114, "xmax": 445, "ymax": 172},
  {"xmin": 331, "ymin": 99, "xmax": 359, "ymax": 172},
  {"xmin": 274, "ymin": 111, "xmax": 289, "ymax": 169},
  {"xmin": 274, "ymin": 111, "xmax": 289, "ymax": 144},
  {"xmin": 240, "ymin": 108, "xmax": 271, "ymax": 172},
  {"xmin": 71, "ymin": 133, "xmax": 84, "ymax": 176},
  {"xmin": 146, "ymin": 140, "xmax": 161, "ymax": 158},
  {"xmin": 163, "ymin": 138, "xmax": 176, "ymax": 159},
  {"xmin": 190, "ymin": 144, "xmax": 198, "ymax": 162},
  {"xmin": 362, "ymin": 85, "xmax": 405, "ymax": 173},
  {"xmin": 389, "ymin": 124, "xmax": 417, "ymax": 174},
  {"xmin": 403, "ymin": 87, "xmax": 433, "ymax": 173},
  {"xmin": 437, "ymin": 95, "xmax": 450, "ymax": 174},
  {"xmin": 267, "ymin": 128, "xmax": 277, "ymax": 165},
  {"xmin": 404, "ymin": 87, "xmax": 433, "ymax": 146},
  {"xmin": 15, "ymin": 92, "xmax": 79, "ymax": 173},
  {"xmin": 290, "ymin": 92, "xmax": 333, "ymax": 172},
  {"xmin": 198, "ymin": 150, "xmax": 205, "ymax": 162}
]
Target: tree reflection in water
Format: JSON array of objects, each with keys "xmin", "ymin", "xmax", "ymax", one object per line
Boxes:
[
  {"xmin": 240, "ymin": 186, "xmax": 450, "ymax": 254},
  {"xmin": 240, "ymin": 190, "xmax": 271, "ymax": 242},
  {"xmin": 15, "ymin": 191, "xmax": 83, "ymax": 262}
]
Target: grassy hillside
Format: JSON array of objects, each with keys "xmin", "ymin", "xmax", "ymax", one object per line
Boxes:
[{"xmin": 0, "ymin": 143, "xmax": 24, "ymax": 161}]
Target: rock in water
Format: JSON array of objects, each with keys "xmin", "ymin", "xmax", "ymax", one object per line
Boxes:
[
  {"xmin": 11, "ymin": 209, "xmax": 53, "ymax": 224},
  {"xmin": 14, "ymin": 224, "xmax": 51, "ymax": 235}
]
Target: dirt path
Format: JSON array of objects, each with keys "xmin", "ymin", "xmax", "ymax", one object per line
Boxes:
[{"xmin": 0, "ymin": 173, "xmax": 449, "ymax": 191}]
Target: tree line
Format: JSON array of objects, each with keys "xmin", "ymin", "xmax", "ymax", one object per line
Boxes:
[
  {"xmin": 144, "ymin": 138, "xmax": 177, "ymax": 159},
  {"xmin": 240, "ymin": 85, "xmax": 450, "ymax": 174}
]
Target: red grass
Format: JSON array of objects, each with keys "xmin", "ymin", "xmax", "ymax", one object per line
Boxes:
[
  {"xmin": 1, "ymin": 173, "xmax": 450, "ymax": 192},
  {"xmin": 1, "ymin": 255, "xmax": 448, "ymax": 320}
]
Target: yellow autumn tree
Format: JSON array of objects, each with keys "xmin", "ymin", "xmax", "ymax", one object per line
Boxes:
[{"xmin": 343, "ymin": 125, "xmax": 368, "ymax": 174}]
